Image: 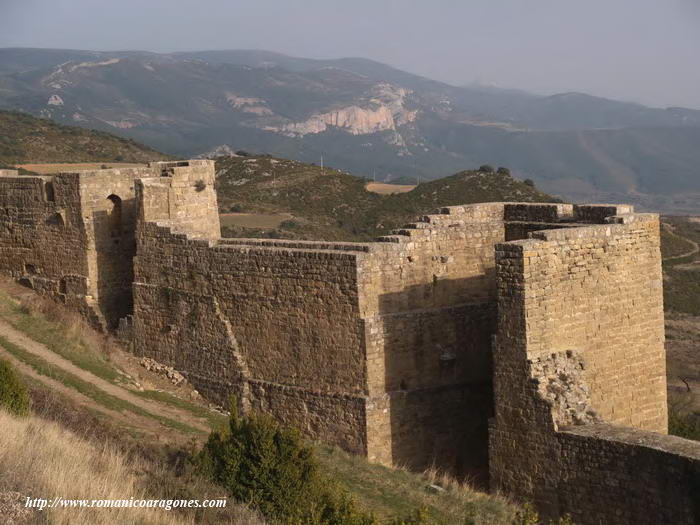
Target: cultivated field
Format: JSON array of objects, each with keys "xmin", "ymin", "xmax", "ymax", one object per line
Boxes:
[{"xmin": 365, "ymin": 182, "xmax": 416, "ymax": 195}]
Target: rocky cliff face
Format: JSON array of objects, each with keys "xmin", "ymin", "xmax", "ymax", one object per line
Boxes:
[
  {"xmin": 260, "ymin": 84, "xmax": 417, "ymax": 137},
  {"xmin": 269, "ymin": 104, "xmax": 395, "ymax": 136}
]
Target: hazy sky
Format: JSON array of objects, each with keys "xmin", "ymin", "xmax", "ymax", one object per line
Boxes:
[{"xmin": 1, "ymin": 0, "xmax": 699, "ymax": 108}]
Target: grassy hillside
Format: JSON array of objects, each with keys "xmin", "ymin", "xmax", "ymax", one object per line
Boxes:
[
  {"xmin": 0, "ymin": 408, "xmax": 265, "ymax": 524},
  {"xmin": 661, "ymin": 217, "xmax": 700, "ymax": 315},
  {"xmin": 215, "ymin": 155, "xmax": 556, "ymax": 241},
  {"xmin": 659, "ymin": 217, "xmax": 700, "ymax": 441},
  {"xmin": 0, "ymin": 110, "xmax": 169, "ymax": 165}
]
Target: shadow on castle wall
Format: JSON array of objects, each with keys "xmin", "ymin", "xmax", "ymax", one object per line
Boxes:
[
  {"xmin": 375, "ymin": 274, "xmax": 498, "ymax": 485},
  {"xmin": 91, "ymin": 197, "xmax": 137, "ymax": 329}
]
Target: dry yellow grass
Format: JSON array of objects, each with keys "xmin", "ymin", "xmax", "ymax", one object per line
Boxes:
[
  {"xmin": 0, "ymin": 409, "xmax": 190, "ymax": 524},
  {"xmin": 365, "ymin": 182, "xmax": 416, "ymax": 195},
  {"xmin": 15, "ymin": 162, "xmax": 145, "ymax": 174}
]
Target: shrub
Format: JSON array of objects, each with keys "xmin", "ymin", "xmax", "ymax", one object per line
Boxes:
[
  {"xmin": 478, "ymin": 165, "xmax": 495, "ymax": 173},
  {"xmin": 235, "ymin": 150, "xmax": 251, "ymax": 157},
  {"xmin": 0, "ymin": 358, "xmax": 30, "ymax": 416},
  {"xmin": 523, "ymin": 179, "xmax": 535, "ymax": 187},
  {"xmin": 230, "ymin": 203, "xmax": 244, "ymax": 213},
  {"xmin": 194, "ymin": 179, "xmax": 207, "ymax": 192},
  {"xmin": 512, "ymin": 503, "xmax": 574, "ymax": 525},
  {"xmin": 669, "ymin": 394, "xmax": 700, "ymax": 441},
  {"xmin": 194, "ymin": 399, "xmax": 373, "ymax": 525},
  {"xmin": 496, "ymin": 167, "xmax": 511, "ymax": 176},
  {"xmin": 280, "ymin": 220, "xmax": 300, "ymax": 230}
]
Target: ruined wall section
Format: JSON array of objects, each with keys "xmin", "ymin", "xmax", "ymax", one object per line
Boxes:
[
  {"xmin": 488, "ymin": 211, "xmax": 699, "ymax": 524},
  {"xmin": 522, "ymin": 214, "xmax": 666, "ymax": 430},
  {"xmin": 0, "ymin": 164, "xmax": 183, "ymax": 329},
  {"xmin": 0, "ymin": 170, "xmax": 103, "ymax": 323},
  {"xmin": 138, "ymin": 160, "xmax": 220, "ymax": 241}
]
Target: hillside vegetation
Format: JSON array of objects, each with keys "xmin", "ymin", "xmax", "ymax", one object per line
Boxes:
[
  {"xmin": 216, "ymin": 155, "xmax": 555, "ymax": 241},
  {"xmin": 0, "ymin": 110, "xmax": 169, "ymax": 166},
  {"xmin": 659, "ymin": 217, "xmax": 700, "ymax": 442}
]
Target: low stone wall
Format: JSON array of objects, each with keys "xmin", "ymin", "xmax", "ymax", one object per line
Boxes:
[{"xmin": 556, "ymin": 424, "xmax": 700, "ymax": 525}]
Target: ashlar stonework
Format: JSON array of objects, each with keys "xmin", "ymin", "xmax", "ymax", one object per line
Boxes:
[{"xmin": 1, "ymin": 161, "xmax": 698, "ymax": 524}]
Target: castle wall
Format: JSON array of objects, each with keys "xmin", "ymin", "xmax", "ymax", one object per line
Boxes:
[
  {"xmin": 554, "ymin": 425, "xmax": 700, "ymax": 525},
  {"xmin": 131, "ymin": 222, "xmax": 370, "ymax": 453},
  {"xmin": 519, "ymin": 214, "xmax": 666, "ymax": 430},
  {"xmin": 489, "ymin": 211, "xmax": 700, "ymax": 523},
  {"xmin": 5, "ymin": 157, "xmax": 693, "ymax": 521},
  {"xmin": 358, "ymin": 204, "xmax": 505, "ymax": 477},
  {"xmin": 78, "ymin": 166, "xmax": 158, "ymax": 327}
]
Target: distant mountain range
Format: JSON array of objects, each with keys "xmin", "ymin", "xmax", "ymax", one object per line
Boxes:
[{"xmin": 1, "ymin": 47, "xmax": 700, "ymax": 211}]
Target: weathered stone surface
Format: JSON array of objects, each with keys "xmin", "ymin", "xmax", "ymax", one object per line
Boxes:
[{"xmin": 2, "ymin": 163, "xmax": 698, "ymax": 523}]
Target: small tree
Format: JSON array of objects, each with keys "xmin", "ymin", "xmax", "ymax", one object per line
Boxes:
[
  {"xmin": 496, "ymin": 167, "xmax": 511, "ymax": 176},
  {"xmin": 0, "ymin": 358, "xmax": 30, "ymax": 416},
  {"xmin": 478, "ymin": 164, "xmax": 495, "ymax": 173},
  {"xmin": 523, "ymin": 178, "xmax": 535, "ymax": 187},
  {"xmin": 235, "ymin": 150, "xmax": 251, "ymax": 157}
]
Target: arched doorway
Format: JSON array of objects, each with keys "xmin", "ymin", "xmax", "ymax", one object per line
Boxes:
[
  {"xmin": 106, "ymin": 194, "xmax": 123, "ymax": 238},
  {"xmin": 93, "ymin": 193, "xmax": 134, "ymax": 329}
]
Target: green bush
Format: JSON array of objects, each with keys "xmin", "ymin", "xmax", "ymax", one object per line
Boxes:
[
  {"xmin": 280, "ymin": 220, "xmax": 300, "ymax": 230},
  {"xmin": 194, "ymin": 399, "xmax": 375, "ymax": 525},
  {"xmin": 511, "ymin": 503, "xmax": 574, "ymax": 525},
  {"xmin": 0, "ymin": 358, "xmax": 30, "ymax": 416},
  {"xmin": 496, "ymin": 167, "xmax": 511, "ymax": 176},
  {"xmin": 669, "ymin": 400, "xmax": 700, "ymax": 441},
  {"xmin": 523, "ymin": 179, "xmax": 535, "ymax": 187},
  {"xmin": 229, "ymin": 203, "xmax": 244, "ymax": 213},
  {"xmin": 478, "ymin": 164, "xmax": 495, "ymax": 173}
]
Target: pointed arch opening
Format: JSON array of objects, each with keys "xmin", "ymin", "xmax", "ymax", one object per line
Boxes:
[{"xmin": 106, "ymin": 194, "xmax": 123, "ymax": 238}]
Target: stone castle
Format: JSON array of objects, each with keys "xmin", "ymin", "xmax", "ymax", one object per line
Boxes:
[{"xmin": 0, "ymin": 160, "xmax": 698, "ymax": 523}]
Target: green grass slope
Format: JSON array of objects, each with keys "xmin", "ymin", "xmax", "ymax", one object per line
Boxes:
[
  {"xmin": 0, "ymin": 110, "xmax": 169, "ymax": 165},
  {"xmin": 215, "ymin": 155, "xmax": 557, "ymax": 241}
]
